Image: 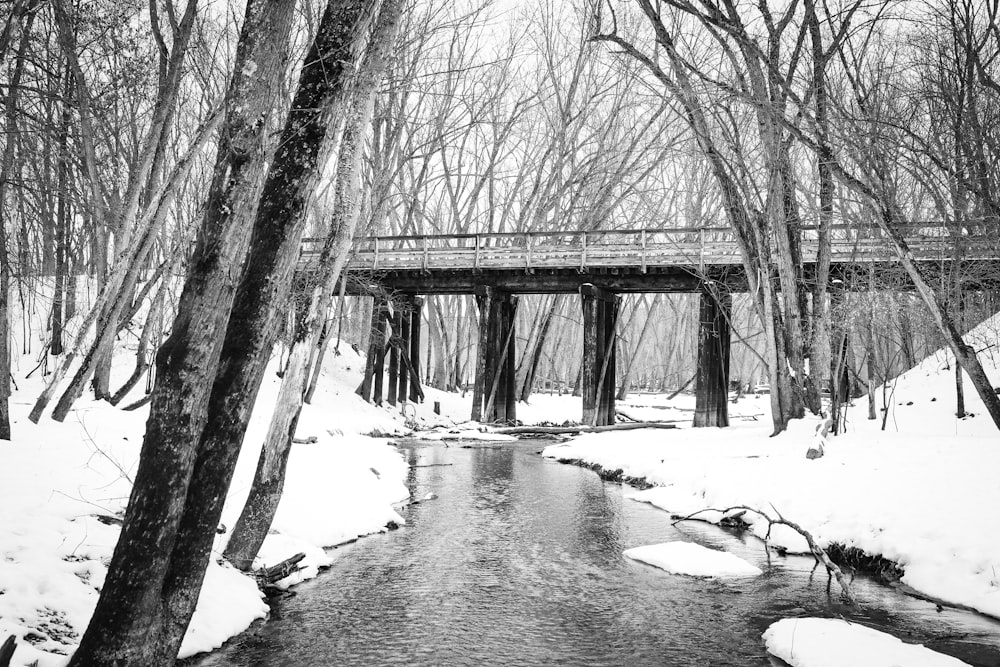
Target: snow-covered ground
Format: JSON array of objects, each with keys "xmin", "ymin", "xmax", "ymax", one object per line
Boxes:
[
  {"xmin": 0, "ymin": 323, "xmax": 451, "ymax": 666},
  {"xmin": 539, "ymin": 314, "xmax": 1000, "ymax": 627},
  {"xmin": 4, "ymin": 287, "xmax": 998, "ymax": 665}
]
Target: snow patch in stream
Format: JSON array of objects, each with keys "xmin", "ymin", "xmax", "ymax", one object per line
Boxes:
[
  {"xmin": 762, "ymin": 618, "xmax": 971, "ymax": 666},
  {"xmin": 624, "ymin": 542, "xmax": 762, "ymax": 577}
]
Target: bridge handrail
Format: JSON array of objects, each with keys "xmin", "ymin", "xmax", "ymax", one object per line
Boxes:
[
  {"xmin": 304, "ymin": 221, "xmax": 988, "ymax": 246},
  {"xmin": 299, "ymin": 223, "xmax": 996, "ymax": 273}
]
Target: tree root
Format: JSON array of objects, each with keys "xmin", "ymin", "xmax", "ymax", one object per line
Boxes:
[{"xmin": 673, "ymin": 504, "xmax": 859, "ymax": 607}]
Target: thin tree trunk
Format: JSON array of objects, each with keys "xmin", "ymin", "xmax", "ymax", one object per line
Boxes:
[
  {"xmin": 617, "ymin": 293, "xmax": 661, "ymax": 401},
  {"xmin": 0, "ymin": 9, "xmax": 34, "ymax": 440},
  {"xmin": 519, "ymin": 295, "xmax": 559, "ymax": 401},
  {"xmin": 224, "ymin": 0, "xmax": 402, "ymax": 570}
]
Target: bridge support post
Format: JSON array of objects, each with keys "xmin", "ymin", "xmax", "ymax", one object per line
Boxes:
[
  {"xmin": 471, "ymin": 287, "xmax": 518, "ymax": 424},
  {"xmin": 407, "ymin": 297, "xmax": 423, "ymax": 402},
  {"xmin": 693, "ymin": 281, "xmax": 731, "ymax": 427},
  {"xmin": 357, "ymin": 295, "xmax": 388, "ymax": 403},
  {"xmin": 372, "ymin": 300, "xmax": 389, "ymax": 406},
  {"xmin": 581, "ymin": 284, "xmax": 619, "ymax": 426},
  {"xmin": 387, "ymin": 309, "xmax": 401, "ymax": 406}
]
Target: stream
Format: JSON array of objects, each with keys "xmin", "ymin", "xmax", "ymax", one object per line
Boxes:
[{"xmin": 192, "ymin": 439, "xmax": 1000, "ymax": 666}]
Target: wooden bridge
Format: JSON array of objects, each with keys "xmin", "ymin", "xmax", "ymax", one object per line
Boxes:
[
  {"xmin": 312, "ymin": 224, "xmax": 999, "ymax": 294},
  {"xmin": 302, "ymin": 224, "xmax": 998, "ymax": 428}
]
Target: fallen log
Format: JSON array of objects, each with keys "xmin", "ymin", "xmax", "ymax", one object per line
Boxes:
[
  {"xmin": 254, "ymin": 552, "xmax": 306, "ymax": 586},
  {"xmin": 0, "ymin": 635, "xmax": 15, "ymax": 667},
  {"xmin": 495, "ymin": 422, "xmax": 678, "ymax": 435}
]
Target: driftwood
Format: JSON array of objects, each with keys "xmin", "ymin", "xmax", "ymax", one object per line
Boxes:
[
  {"xmin": 615, "ymin": 407, "xmax": 688, "ymax": 424},
  {"xmin": 254, "ymin": 552, "xmax": 306, "ymax": 586},
  {"xmin": 673, "ymin": 505, "xmax": 858, "ymax": 607},
  {"xmin": 0, "ymin": 635, "xmax": 15, "ymax": 667},
  {"xmin": 495, "ymin": 422, "xmax": 678, "ymax": 435}
]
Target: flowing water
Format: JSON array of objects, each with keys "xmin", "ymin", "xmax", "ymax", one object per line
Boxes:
[{"xmin": 192, "ymin": 440, "xmax": 1000, "ymax": 666}]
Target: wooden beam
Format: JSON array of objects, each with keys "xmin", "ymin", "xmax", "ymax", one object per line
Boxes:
[
  {"xmin": 397, "ymin": 303, "xmax": 410, "ymax": 404},
  {"xmin": 471, "ymin": 286, "xmax": 493, "ymax": 421},
  {"xmin": 580, "ymin": 287, "xmax": 597, "ymax": 426},
  {"xmin": 387, "ymin": 309, "xmax": 401, "ymax": 406},
  {"xmin": 693, "ymin": 281, "xmax": 731, "ymax": 427},
  {"xmin": 408, "ymin": 297, "xmax": 423, "ymax": 402},
  {"xmin": 373, "ymin": 306, "xmax": 388, "ymax": 406}
]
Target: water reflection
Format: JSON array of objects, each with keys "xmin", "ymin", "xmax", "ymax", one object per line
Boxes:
[{"xmin": 190, "ymin": 441, "xmax": 1000, "ymax": 667}]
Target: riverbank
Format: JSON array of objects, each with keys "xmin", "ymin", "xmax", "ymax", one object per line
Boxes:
[
  {"xmin": 540, "ymin": 316, "xmax": 1000, "ymax": 622},
  {"xmin": 0, "ymin": 342, "xmax": 445, "ymax": 667}
]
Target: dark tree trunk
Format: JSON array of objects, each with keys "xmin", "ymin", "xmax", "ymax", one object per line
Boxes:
[
  {"xmin": 68, "ymin": 0, "xmax": 299, "ymax": 663},
  {"xmin": 154, "ymin": 2, "xmax": 379, "ymax": 658}
]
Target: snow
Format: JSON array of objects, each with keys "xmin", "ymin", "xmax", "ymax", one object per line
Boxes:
[
  {"xmin": 762, "ymin": 618, "xmax": 971, "ymax": 666},
  {"xmin": 624, "ymin": 542, "xmax": 762, "ymax": 577},
  {"xmin": 0, "ymin": 288, "xmax": 434, "ymax": 666},
  {"xmin": 543, "ymin": 313, "xmax": 1000, "ymax": 620},
  {"xmin": 3, "ymin": 281, "xmax": 999, "ymax": 665}
]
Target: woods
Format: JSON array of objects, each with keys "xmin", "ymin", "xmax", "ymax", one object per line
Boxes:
[{"xmin": 1, "ymin": 0, "xmax": 999, "ymax": 662}]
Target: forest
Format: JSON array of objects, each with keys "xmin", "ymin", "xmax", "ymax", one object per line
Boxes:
[{"xmin": 1, "ymin": 0, "xmax": 1000, "ymax": 664}]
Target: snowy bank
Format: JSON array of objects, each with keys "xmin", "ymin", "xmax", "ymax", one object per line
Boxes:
[
  {"xmin": 0, "ymin": 341, "xmax": 425, "ymax": 666},
  {"xmin": 762, "ymin": 618, "xmax": 971, "ymax": 666},
  {"xmin": 543, "ymin": 314, "xmax": 1000, "ymax": 620}
]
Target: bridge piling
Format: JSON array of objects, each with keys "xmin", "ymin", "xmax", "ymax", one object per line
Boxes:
[
  {"xmin": 581, "ymin": 284, "xmax": 619, "ymax": 426},
  {"xmin": 471, "ymin": 287, "xmax": 519, "ymax": 424},
  {"xmin": 373, "ymin": 302, "xmax": 389, "ymax": 406},
  {"xmin": 387, "ymin": 309, "xmax": 401, "ymax": 406},
  {"xmin": 408, "ymin": 297, "xmax": 423, "ymax": 402},
  {"xmin": 693, "ymin": 281, "xmax": 731, "ymax": 427}
]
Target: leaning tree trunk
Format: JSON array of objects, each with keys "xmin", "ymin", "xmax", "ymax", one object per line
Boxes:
[
  {"xmin": 224, "ymin": 0, "xmax": 402, "ymax": 571},
  {"xmin": 67, "ymin": 0, "xmax": 299, "ymax": 663},
  {"xmin": 518, "ymin": 294, "xmax": 559, "ymax": 401},
  {"xmin": 152, "ymin": 2, "xmax": 379, "ymax": 660},
  {"xmin": 617, "ymin": 293, "xmax": 661, "ymax": 401}
]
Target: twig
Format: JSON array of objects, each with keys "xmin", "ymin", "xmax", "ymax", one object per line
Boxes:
[{"xmin": 673, "ymin": 504, "xmax": 858, "ymax": 607}]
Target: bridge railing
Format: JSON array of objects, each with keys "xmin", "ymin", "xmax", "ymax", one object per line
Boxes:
[{"xmin": 301, "ymin": 223, "xmax": 997, "ymax": 272}]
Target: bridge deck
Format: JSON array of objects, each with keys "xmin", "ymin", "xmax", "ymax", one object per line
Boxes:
[{"xmin": 303, "ymin": 225, "xmax": 999, "ymax": 294}]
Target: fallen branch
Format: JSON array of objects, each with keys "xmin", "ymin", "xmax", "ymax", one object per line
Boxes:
[
  {"xmin": 666, "ymin": 374, "xmax": 696, "ymax": 400},
  {"xmin": 254, "ymin": 552, "xmax": 306, "ymax": 586},
  {"xmin": 673, "ymin": 504, "xmax": 858, "ymax": 607},
  {"xmin": 495, "ymin": 422, "xmax": 679, "ymax": 435}
]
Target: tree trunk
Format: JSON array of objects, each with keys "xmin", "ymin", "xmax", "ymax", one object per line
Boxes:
[
  {"xmin": 0, "ymin": 8, "xmax": 34, "ymax": 440},
  {"xmin": 68, "ymin": 0, "xmax": 299, "ymax": 663},
  {"xmin": 152, "ymin": 2, "xmax": 379, "ymax": 659},
  {"xmin": 617, "ymin": 293, "xmax": 661, "ymax": 401},
  {"xmin": 519, "ymin": 294, "xmax": 559, "ymax": 401},
  {"xmin": 225, "ymin": 0, "xmax": 402, "ymax": 569}
]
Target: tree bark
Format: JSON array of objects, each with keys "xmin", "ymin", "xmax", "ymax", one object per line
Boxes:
[
  {"xmin": 68, "ymin": 0, "xmax": 299, "ymax": 662},
  {"xmin": 153, "ymin": 2, "xmax": 379, "ymax": 659},
  {"xmin": 225, "ymin": 0, "xmax": 402, "ymax": 569}
]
